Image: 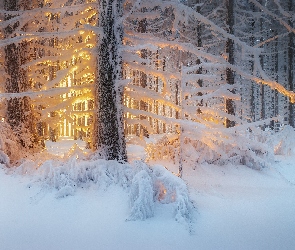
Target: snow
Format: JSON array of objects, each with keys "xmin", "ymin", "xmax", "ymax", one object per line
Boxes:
[
  {"xmin": 186, "ymin": 161, "xmax": 295, "ymax": 249},
  {"xmin": 0, "ymin": 141, "xmax": 295, "ymax": 250},
  {"xmin": 46, "ymin": 138, "xmax": 86, "ymax": 156}
]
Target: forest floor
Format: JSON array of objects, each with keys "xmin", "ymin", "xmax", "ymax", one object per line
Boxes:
[{"xmin": 0, "ymin": 141, "xmax": 295, "ymax": 250}]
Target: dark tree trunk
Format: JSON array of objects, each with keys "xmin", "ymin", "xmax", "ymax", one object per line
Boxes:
[
  {"xmin": 94, "ymin": 0, "xmax": 127, "ymax": 161},
  {"xmin": 249, "ymin": 1, "xmax": 256, "ymax": 122},
  {"xmin": 138, "ymin": 18, "xmax": 149, "ymax": 138},
  {"xmin": 288, "ymin": 0, "xmax": 294, "ymax": 127},
  {"xmin": 195, "ymin": 0, "xmax": 203, "ymax": 109},
  {"xmin": 4, "ymin": 0, "xmax": 40, "ymax": 149},
  {"xmin": 258, "ymin": 0, "xmax": 266, "ymax": 124},
  {"xmin": 272, "ymin": 29, "xmax": 279, "ymax": 131},
  {"xmin": 225, "ymin": 0, "xmax": 235, "ymax": 128}
]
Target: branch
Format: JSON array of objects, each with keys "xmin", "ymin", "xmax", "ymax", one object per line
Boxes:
[{"xmin": 249, "ymin": 0, "xmax": 295, "ymax": 34}]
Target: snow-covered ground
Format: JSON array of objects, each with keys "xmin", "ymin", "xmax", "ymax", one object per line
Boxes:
[{"xmin": 0, "ymin": 142, "xmax": 294, "ymax": 250}]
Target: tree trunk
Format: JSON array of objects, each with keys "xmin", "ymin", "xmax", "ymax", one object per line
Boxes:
[
  {"xmin": 258, "ymin": 0, "xmax": 266, "ymax": 126},
  {"xmin": 288, "ymin": 0, "xmax": 294, "ymax": 127},
  {"xmin": 4, "ymin": 0, "xmax": 40, "ymax": 149},
  {"xmin": 94, "ymin": 0, "xmax": 127, "ymax": 161},
  {"xmin": 225, "ymin": 0, "xmax": 235, "ymax": 128},
  {"xmin": 272, "ymin": 29, "xmax": 279, "ymax": 131},
  {"xmin": 249, "ymin": 1, "xmax": 257, "ymax": 122}
]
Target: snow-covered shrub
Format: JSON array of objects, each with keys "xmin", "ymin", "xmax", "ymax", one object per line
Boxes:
[
  {"xmin": 16, "ymin": 153, "xmax": 195, "ymax": 227},
  {"xmin": 35, "ymin": 157, "xmax": 132, "ymax": 191},
  {"xmin": 205, "ymin": 126, "xmax": 271, "ymax": 169},
  {"xmin": 146, "ymin": 124, "xmax": 272, "ymax": 170},
  {"xmin": 146, "ymin": 134, "xmax": 180, "ymax": 164},
  {"xmin": 128, "ymin": 169, "xmax": 154, "ymax": 220},
  {"xmin": 0, "ymin": 121, "xmax": 23, "ymax": 165},
  {"xmin": 0, "ymin": 120, "xmax": 45, "ymax": 167},
  {"xmin": 126, "ymin": 160, "xmax": 195, "ymax": 228},
  {"xmin": 268, "ymin": 125, "xmax": 295, "ymax": 156},
  {"xmin": 152, "ymin": 165, "xmax": 195, "ymax": 226}
]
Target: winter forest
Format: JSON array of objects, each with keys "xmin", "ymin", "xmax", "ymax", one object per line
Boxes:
[{"xmin": 0, "ymin": 0, "xmax": 295, "ymax": 249}]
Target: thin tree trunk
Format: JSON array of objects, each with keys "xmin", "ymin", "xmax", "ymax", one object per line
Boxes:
[
  {"xmin": 94, "ymin": 0, "xmax": 127, "ymax": 161},
  {"xmin": 249, "ymin": 1, "xmax": 256, "ymax": 122},
  {"xmin": 259, "ymin": 0, "xmax": 266, "ymax": 126},
  {"xmin": 272, "ymin": 29, "xmax": 279, "ymax": 131},
  {"xmin": 225, "ymin": 0, "xmax": 235, "ymax": 128},
  {"xmin": 138, "ymin": 18, "xmax": 149, "ymax": 138}
]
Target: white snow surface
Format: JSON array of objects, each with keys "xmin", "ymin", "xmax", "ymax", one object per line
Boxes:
[{"xmin": 0, "ymin": 142, "xmax": 295, "ymax": 250}]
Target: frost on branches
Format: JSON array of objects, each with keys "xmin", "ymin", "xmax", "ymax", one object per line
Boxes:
[
  {"xmin": 121, "ymin": 0, "xmax": 295, "ymax": 171},
  {"xmin": 0, "ymin": 0, "xmax": 294, "ymax": 169}
]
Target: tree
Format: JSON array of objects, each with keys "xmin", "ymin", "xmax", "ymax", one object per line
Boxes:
[
  {"xmin": 93, "ymin": 0, "xmax": 127, "ymax": 161},
  {"xmin": 288, "ymin": 0, "xmax": 294, "ymax": 127},
  {"xmin": 247, "ymin": 0, "xmax": 295, "ymax": 129},
  {"xmin": 225, "ymin": 0, "xmax": 235, "ymax": 128},
  {"xmin": 3, "ymin": 0, "xmax": 41, "ymax": 149}
]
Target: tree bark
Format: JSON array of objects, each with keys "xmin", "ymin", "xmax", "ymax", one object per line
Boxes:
[
  {"xmin": 4, "ymin": 0, "xmax": 40, "ymax": 149},
  {"xmin": 225, "ymin": 0, "xmax": 235, "ymax": 128},
  {"xmin": 288, "ymin": 0, "xmax": 294, "ymax": 127},
  {"xmin": 94, "ymin": 0, "xmax": 127, "ymax": 161}
]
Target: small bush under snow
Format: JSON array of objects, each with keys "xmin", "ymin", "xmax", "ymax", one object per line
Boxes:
[
  {"xmin": 269, "ymin": 126, "xmax": 295, "ymax": 156},
  {"xmin": 0, "ymin": 121, "xmax": 23, "ymax": 165},
  {"xmin": 146, "ymin": 125, "xmax": 273, "ymax": 170},
  {"xmin": 15, "ymin": 152, "xmax": 195, "ymax": 228},
  {"xmin": 128, "ymin": 169, "xmax": 154, "ymax": 221}
]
